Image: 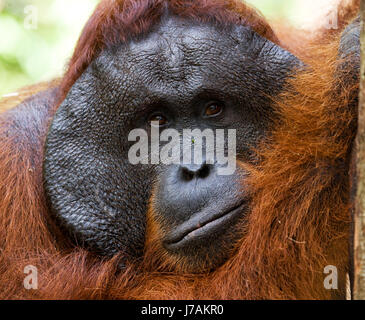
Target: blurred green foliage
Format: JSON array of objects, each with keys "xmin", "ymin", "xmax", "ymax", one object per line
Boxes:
[
  {"xmin": 0, "ymin": 0, "xmax": 309, "ymax": 96},
  {"xmin": 0, "ymin": 0, "xmax": 99, "ymax": 96}
]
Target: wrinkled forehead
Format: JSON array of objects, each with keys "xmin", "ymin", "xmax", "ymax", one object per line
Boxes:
[
  {"xmin": 91, "ymin": 15, "xmax": 298, "ymax": 103},
  {"xmin": 127, "ymin": 16, "xmax": 261, "ymax": 67},
  {"xmin": 95, "ymin": 15, "xmax": 275, "ymax": 78}
]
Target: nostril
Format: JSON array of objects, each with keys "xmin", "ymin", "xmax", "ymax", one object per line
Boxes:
[
  {"xmin": 181, "ymin": 167, "xmax": 195, "ymax": 181},
  {"xmin": 180, "ymin": 163, "xmax": 212, "ymax": 181},
  {"xmin": 197, "ymin": 163, "xmax": 210, "ymax": 179}
]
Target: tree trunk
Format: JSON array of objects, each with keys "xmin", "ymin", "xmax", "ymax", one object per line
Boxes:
[{"xmin": 354, "ymin": 0, "xmax": 365, "ymax": 300}]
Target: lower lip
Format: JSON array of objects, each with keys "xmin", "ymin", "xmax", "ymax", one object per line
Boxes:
[{"xmin": 163, "ymin": 204, "xmax": 244, "ymax": 250}]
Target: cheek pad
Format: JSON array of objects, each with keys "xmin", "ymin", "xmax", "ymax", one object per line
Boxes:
[{"xmin": 43, "ymin": 73, "xmax": 150, "ymax": 258}]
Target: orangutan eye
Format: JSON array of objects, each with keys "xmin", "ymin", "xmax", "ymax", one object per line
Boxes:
[
  {"xmin": 204, "ymin": 102, "xmax": 223, "ymax": 117},
  {"xmin": 148, "ymin": 114, "xmax": 168, "ymax": 127}
]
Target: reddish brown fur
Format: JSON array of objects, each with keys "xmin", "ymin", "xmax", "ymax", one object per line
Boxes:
[
  {"xmin": 0, "ymin": 80, "xmax": 60, "ymax": 113},
  {"xmin": 0, "ymin": 0, "xmax": 359, "ymax": 299}
]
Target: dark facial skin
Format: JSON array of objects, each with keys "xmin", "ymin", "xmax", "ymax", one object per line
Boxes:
[{"xmin": 44, "ymin": 13, "xmax": 299, "ymax": 271}]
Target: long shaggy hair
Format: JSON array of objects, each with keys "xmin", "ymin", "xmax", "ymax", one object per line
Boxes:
[{"xmin": 0, "ymin": 0, "xmax": 359, "ymax": 299}]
